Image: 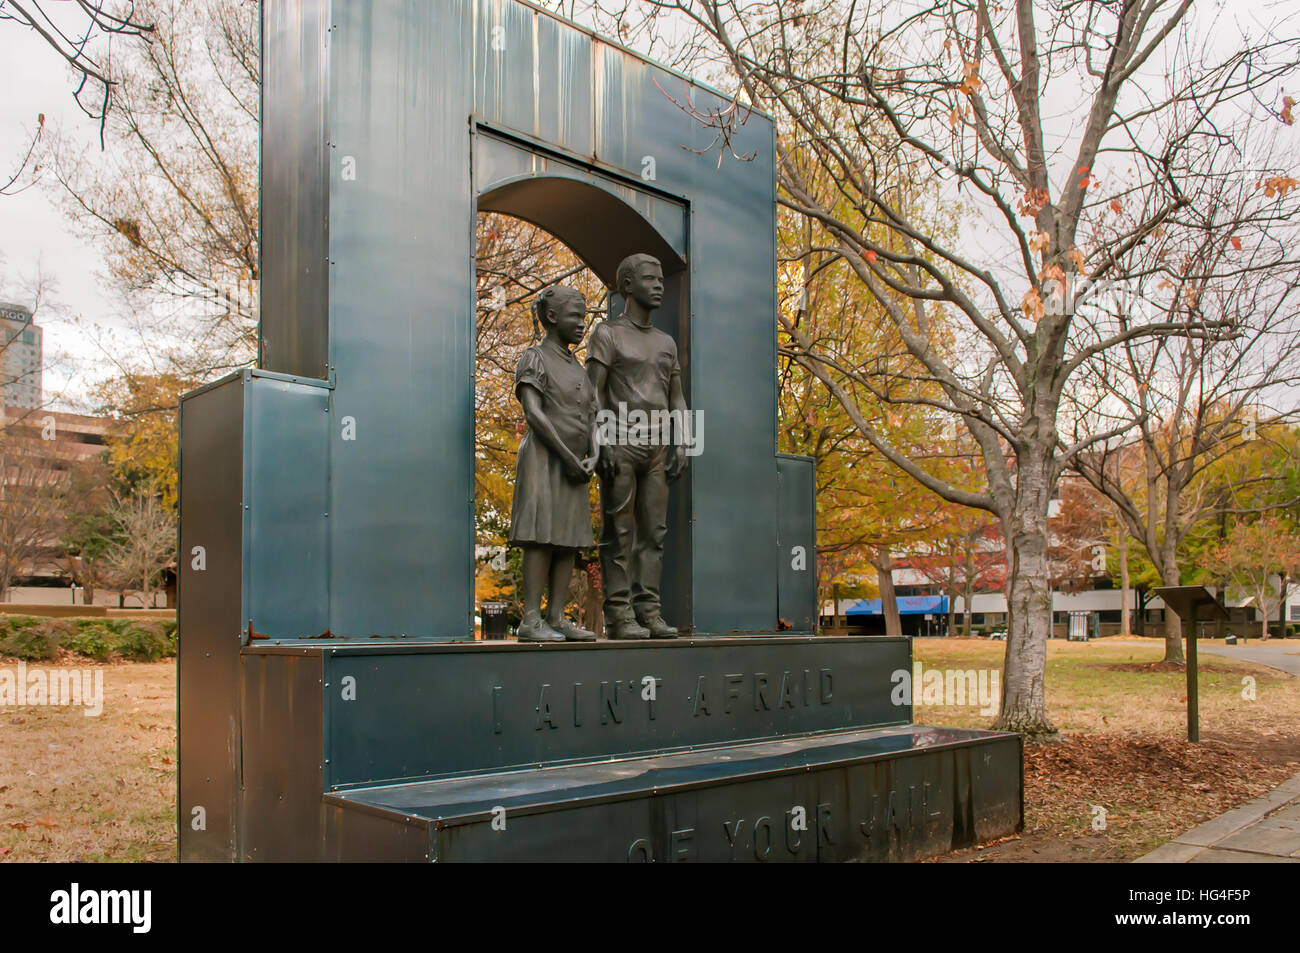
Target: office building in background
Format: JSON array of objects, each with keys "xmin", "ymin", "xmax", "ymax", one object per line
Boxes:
[{"xmin": 0, "ymin": 300, "xmax": 42, "ymax": 409}]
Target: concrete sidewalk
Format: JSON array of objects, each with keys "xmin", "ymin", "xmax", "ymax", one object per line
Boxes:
[
  {"xmin": 1136, "ymin": 771, "xmax": 1300, "ymax": 863},
  {"xmin": 1197, "ymin": 640, "xmax": 1300, "ymax": 677}
]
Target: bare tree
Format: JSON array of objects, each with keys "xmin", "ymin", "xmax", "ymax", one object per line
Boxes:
[
  {"xmin": 564, "ymin": 0, "xmax": 1299, "ymax": 734},
  {"xmin": 1, "ymin": 0, "xmax": 153, "ymax": 179},
  {"xmin": 103, "ymin": 487, "xmax": 174, "ymax": 607},
  {"xmin": 1068, "ymin": 123, "xmax": 1300, "ymax": 656},
  {"xmin": 0, "ymin": 430, "xmax": 68, "ymax": 599},
  {"xmin": 43, "ymin": 0, "xmax": 257, "ymax": 381},
  {"xmin": 60, "ymin": 450, "xmax": 118, "ymax": 606}
]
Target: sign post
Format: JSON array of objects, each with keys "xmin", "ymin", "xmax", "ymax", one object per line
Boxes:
[{"xmin": 1154, "ymin": 586, "xmax": 1230, "ymax": 743}]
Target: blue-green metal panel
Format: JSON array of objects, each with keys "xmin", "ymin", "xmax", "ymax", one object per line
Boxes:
[
  {"xmin": 260, "ymin": 0, "xmax": 330, "ymax": 378},
  {"xmin": 777, "ymin": 454, "xmax": 818, "ymax": 632},
  {"xmin": 685, "ymin": 111, "xmax": 781, "ymax": 633},
  {"xmin": 244, "ymin": 372, "xmax": 331, "ymax": 638},
  {"xmin": 326, "ymin": 0, "xmax": 476, "ymax": 638},
  {"xmin": 536, "ymin": 12, "xmax": 594, "ymax": 154},
  {"xmin": 319, "ymin": 637, "xmax": 911, "ymax": 788}
]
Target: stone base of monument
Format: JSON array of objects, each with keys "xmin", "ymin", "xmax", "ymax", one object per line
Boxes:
[{"xmin": 181, "ymin": 635, "xmax": 1022, "ymax": 862}]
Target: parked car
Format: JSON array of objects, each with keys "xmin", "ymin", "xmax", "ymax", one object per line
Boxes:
[{"xmin": 986, "ymin": 628, "xmax": 1007, "ymax": 640}]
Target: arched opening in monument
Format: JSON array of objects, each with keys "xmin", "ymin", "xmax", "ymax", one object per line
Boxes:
[{"xmin": 473, "ymin": 175, "xmax": 691, "ymax": 637}]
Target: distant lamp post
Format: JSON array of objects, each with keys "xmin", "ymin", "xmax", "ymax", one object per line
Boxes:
[{"xmin": 1154, "ymin": 586, "xmax": 1231, "ymax": 743}]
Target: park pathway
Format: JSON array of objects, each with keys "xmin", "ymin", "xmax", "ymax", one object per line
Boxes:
[
  {"xmin": 1197, "ymin": 640, "xmax": 1300, "ymax": 677},
  {"xmin": 1121, "ymin": 638, "xmax": 1300, "ymax": 862},
  {"xmin": 1136, "ymin": 771, "xmax": 1300, "ymax": 863}
]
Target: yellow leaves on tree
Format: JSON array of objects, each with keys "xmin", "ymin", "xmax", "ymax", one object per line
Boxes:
[{"xmin": 93, "ymin": 372, "xmax": 192, "ymax": 510}]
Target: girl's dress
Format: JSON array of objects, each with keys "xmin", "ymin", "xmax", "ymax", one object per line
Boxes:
[{"xmin": 509, "ymin": 338, "xmax": 597, "ymax": 549}]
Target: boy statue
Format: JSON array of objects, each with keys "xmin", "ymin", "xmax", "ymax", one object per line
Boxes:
[{"xmin": 587, "ymin": 253, "xmax": 690, "ymax": 640}]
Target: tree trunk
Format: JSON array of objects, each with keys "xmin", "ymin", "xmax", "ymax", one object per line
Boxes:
[
  {"xmin": 1118, "ymin": 531, "xmax": 1131, "ymax": 635},
  {"xmin": 876, "ymin": 553, "xmax": 902, "ymax": 637},
  {"xmin": 1159, "ymin": 538, "xmax": 1186, "ymax": 663},
  {"xmin": 995, "ymin": 484, "xmax": 1056, "ymax": 738},
  {"xmin": 962, "ymin": 572, "xmax": 974, "ymax": 637},
  {"xmin": 1276, "ymin": 575, "xmax": 1288, "ymax": 639},
  {"xmin": 947, "ymin": 585, "xmax": 957, "ymax": 638}
]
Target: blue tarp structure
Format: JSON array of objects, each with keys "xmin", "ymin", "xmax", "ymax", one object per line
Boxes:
[{"xmin": 845, "ymin": 596, "xmax": 948, "ymax": 616}]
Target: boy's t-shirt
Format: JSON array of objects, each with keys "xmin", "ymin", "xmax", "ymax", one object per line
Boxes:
[{"xmin": 586, "ymin": 316, "xmax": 681, "ymax": 418}]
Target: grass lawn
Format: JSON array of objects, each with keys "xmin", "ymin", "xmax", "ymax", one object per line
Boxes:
[
  {"xmin": 914, "ymin": 637, "xmax": 1300, "ymax": 861},
  {"xmin": 1, "ymin": 660, "xmax": 175, "ymax": 862},
  {"xmin": 1, "ymin": 637, "xmax": 1296, "ymax": 862}
]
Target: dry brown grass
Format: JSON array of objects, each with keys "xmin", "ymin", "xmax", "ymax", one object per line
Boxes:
[
  {"xmin": 915, "ymin": 638, "xmax": 1300, "ymax": 861},
  {"xmin": 2, "ymin": 638, "xmax": 1296, "ymax": 862},
  {"xmin": 1, "ymin": 659, "xmax": 175, "ymax": 862}
]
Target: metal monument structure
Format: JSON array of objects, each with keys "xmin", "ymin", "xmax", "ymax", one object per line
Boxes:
[{"xmin": 178, "ymin": 0, "xmax": 1023, "ymax": 862}]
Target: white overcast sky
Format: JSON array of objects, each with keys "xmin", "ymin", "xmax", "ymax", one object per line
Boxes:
[
  {"xmin": 0, "ymin": 19, "xmax": 124, "ymax": 412},
  {"xmin": 1, "ymin": 0, "xmax": 1296, "ymax": 411}
]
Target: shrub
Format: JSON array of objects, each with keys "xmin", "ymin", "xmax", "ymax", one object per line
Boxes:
[
  {"xmin": 64, "ymin": 624, "xmax": 120, "ymax": 662},
  {"xmin": 117, "ymin": 621, "xmax": 173, "ymax": 661},
  {"xmin": 0, "ymin": 624, "xmax": 61, "ymax": 661},
  {"xmin": 0, "ymin": 614, "xmax": 178, "ymax": 661}
]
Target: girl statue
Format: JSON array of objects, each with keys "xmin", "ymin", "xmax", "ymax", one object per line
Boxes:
[{"xmin": 509, "ymin": 285, "xmax": 600, "ymax": 642}]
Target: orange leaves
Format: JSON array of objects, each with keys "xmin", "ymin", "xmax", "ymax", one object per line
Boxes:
[
  {"xmin": 1065, "ymin": 246, "xmax": 1087, "ymax": 274},
  {"xmin": 1109, "ymin": 198, "xmax": 1123, "ymax": 215},
  {"xmin": 1018, "ymin": 187, "xmax": 1050, "ymax": 218},
  {"xmin": 1021, "ymin": 287, "xmax": 1045, "ymax": 322},
  {"xmin": 1077, "ymin": 166, "xmax": 1097, "ymax": 191},
  {"xmin": 961, "ymin": 61, "xmax": 981, "ymax": 96},
  {"xmin": 1282, "ymin": 95, "xmax": 1295, "ymax": 126},
  {"xmin": 864, "ymin": 249, "xmax": 879, "ymax": 265},
  {"xmin": 1259, "ymin": 176, "xmax": 1298, "ymax": 198},
  {"xmin": 1028, "ymin": 230, "xmax": 1051, "ymax": 254},
  {"xmin": 1230, "ymin": 236, "xmax": 1243, "ymax": 251}
]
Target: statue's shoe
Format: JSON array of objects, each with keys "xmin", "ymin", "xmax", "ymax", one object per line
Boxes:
[
  {"xmin": 551, "ymin": 618, "xmax": 597, "ymax": 642},
  {"xmin": 636, "ymin": 613, "xmax": 679, "ymax": 639},
  {"xmin": 516, "ymin": 616, "xmax": 564, "ymax": 642},
  {"xmin": 607, "ymin": 617, "xmax": 651, "ymax": 640}
]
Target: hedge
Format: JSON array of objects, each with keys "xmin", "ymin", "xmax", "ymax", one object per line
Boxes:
[{"xmin": 0, "ymin": 616, "xmax": 177, "ymax": 662}]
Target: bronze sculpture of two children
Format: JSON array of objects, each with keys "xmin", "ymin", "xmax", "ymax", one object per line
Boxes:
[{"xmin": 508, "ymin": 253, "xmax": 690, "ymax": 642}]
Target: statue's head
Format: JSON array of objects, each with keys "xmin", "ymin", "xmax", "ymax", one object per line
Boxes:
[
  {"xmin": 532, "ymin": 285, "xmax": 588, "ymax": 346},
  {"xmin": 615, "ymin": 253, "xmax": 664, "ymax": 311}
]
